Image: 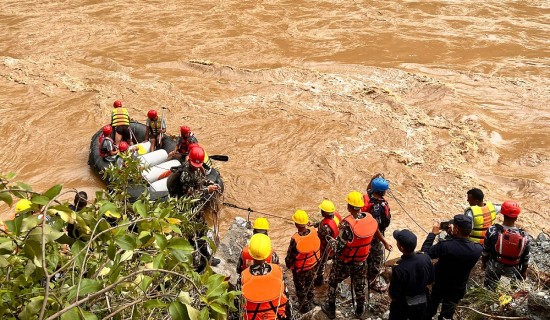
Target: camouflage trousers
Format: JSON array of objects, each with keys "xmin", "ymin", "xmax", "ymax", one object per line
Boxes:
[
  {"xmin": 484, "ymin": 259, "xmax": 523, "ymax": 289},
  {"xmin": 367, "ymin": 237, "xmax": 384, "ymax": 280},
  {"xmin": 293, "ymin": 269, "xmax": 315, "ymax": 308},
  {"xmin": 327, "ymin": 258, "xmax": 367, "ymax": 307}
]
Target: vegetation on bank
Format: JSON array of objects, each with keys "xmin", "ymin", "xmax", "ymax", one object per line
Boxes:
[{"xmin": 0, "ymin": 155, "xmax": 238, "ymax": 320}]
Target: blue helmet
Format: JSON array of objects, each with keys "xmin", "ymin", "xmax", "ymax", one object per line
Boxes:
[{"xmin": 371, "ymin": 177, "xmax": 389, "ymax": 192}]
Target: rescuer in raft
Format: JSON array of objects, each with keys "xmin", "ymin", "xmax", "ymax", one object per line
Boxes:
[
  {"xmin": 98, "ymin": 125, "xmax": 118, "ymax": 162},
  {"xmin": 110, "ymin": 100, "xmax": 132, "ymax": 145},
  {"xmin": 168, "ymin": 125, "xmax": 198, "ymax": 161},
  {"xmin": 144, "ymin": 109, "xmax": 166, "ymax": 152}
]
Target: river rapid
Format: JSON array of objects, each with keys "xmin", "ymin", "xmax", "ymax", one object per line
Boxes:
[{"xmin": 1, "ymin": 0, "xmax": 549, "ymax": 256}]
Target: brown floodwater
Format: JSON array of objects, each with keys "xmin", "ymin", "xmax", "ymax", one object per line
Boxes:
[{"xmin": 1, "ymin": 0, "xmax": 549, "ymax": 257}]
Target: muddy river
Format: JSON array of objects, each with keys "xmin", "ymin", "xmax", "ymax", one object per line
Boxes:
[{"xmin": 1, "ymin": 0, "xmax": 549, "ymax": 257}]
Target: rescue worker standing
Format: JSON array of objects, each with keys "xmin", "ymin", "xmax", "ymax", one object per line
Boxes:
[
  {"xmin": 322, "ymin": 191, "xmax": 392, "ymax": 319},
  {"xmin": 144, "ymin": 109, "xmax": 166, "ymax": 152},
  {"xmin": 99, "ymin": 125, "xmax": 118, "ymax": 162},
  {"xmin": 364, "ymin": 176, "xmax": 392, "ymax": 292},
  {"xmin": 241, "ymin": 233, "xmax": 291, "ymax": 320},
  {"xmin": 166, "ymin": 146, "xmax": 219, "ymax": 199},
  {"xmin": 237, "ymin": 217, "xmax": 280, "ymax": 274},
  {"xmin": 482, "ymin": 200, "xmax": 530, "ymax": 289},
  {"xmin": 389, "ymin": 230, "xmax": 434, "ymax": 320},
  {"xmin": 285, "ymin": 210, "xmax": 321, "ymax": 313},
  {"xmin": 464, "ymin": 188, "xmax": 497, "ymax": 244},
  {"xmin": 168, "ymin": 126, "xmax": 198, "ymax": 161},
  {"xmin": 421, "ymin": 215, "xmax": 482, "ymax": 320},
  {"xmin": 314, "ymin": 199, "xmax": 342, "ymax": 286},
  {"xmin": 110, "ymin": 100, "xmax": 132, "ymax": 145}
]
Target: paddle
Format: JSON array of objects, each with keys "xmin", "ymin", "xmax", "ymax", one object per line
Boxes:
[{"xmin": 209, "ymin": 155, "xmax": 229, "ymax": 162}]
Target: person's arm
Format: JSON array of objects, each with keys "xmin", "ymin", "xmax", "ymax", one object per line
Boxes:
[
  {"xmin": 271, "ymin": 251, "xmax": 280, "ymax": 264},
  {"xmin": 284, "ymin": 238, "xmax": 296, "ymax": 269},
  {"xmin": 106, "ymin": 141, "xmax": 118, "ymax": 156},
  {"xmin": 375, "ymin": 228, "xmax": 393, "ymax": 251},
  {"xmin": 420, "ymin": 222, "xmax": 441, "ymax": 257},
  {"xmin": 519, "ymin": 235, "xmax": 530, "ymax": 279},
  {"xmin": 236, "ymin": 255, "xmax": 244, "ymax": 274},
  {"xmin": 388, "ymin": 267, "xmax": 402, "ymax": 301},
  {"xmin": 481, "ymin": 227, "xmax": 496, "ymax": 269},
  {"xmin": 161, "ymin": 119, "xmax": 166, "ymax": 133}
]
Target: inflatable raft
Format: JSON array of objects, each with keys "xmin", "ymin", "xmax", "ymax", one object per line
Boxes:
[{"xmin": 88, "ymin": 122, "xmax": 224, "ymax": 203}]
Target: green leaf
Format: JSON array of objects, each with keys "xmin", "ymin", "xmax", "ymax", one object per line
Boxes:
[
  {"xmin": 23, "ymin": 240, "xmax": 43, "ymax": 267},
  {"xmin": 61, "ymin": 307, "xmax": 80, "ymax": 320},
  {"xmin": 82, "ymin": 310, "xmax": 98, "ymax": 320},
  {"xmin": 0, "ymin": 192, "xmax": 12, "ymax": 207},
  {"xmin": 170, "ymin": 224, "xmax": 182, "ymax": 235},
  {"xmin": 153, "ymin": 253, "xmax": 165, "ymax": 269},
  {"xmin": 5, "ymin": 215, "xmax": 23, "ymax": 235},
  {"xmin": 209, "ymin": 302, "xmax": 227, "ymax": 316},
  {"xmin": 0, "ymin": 255, "xmax": 8, "ymax": 268},
  {"xmin": 19, "ymin": 296, "xmax": 44, "ymax": 320},
  {"xmin": 68, "ymin": 279, "xmax": 102, "ymax": 300},
  {"xmin": 168, "ymin": 238, "xmax": 193, "ymax": 251},
  {"xmin": 43, "ymin": 184, "xmax": 62, "ymax": 200},
  {"xmin": 99, "ymin": 202, "xmax": 119, "ymax": 218},
  {"xmin": 198, "ymin": 308, "xmax": 209, "ymax": 320},
  {"xmin": 107, "ymin": 241, "xmax": 116, "ymax": 260},
  {"xmin": 144, "ymin": 299, "xmax": 166, "ymax": 309},
  {"xmin": 169, "ymin": 301, "xmax": 187, "ymax": 320},
  {"xmin": 115, "ymin": 234, "xmax": 137, "ymax": 250},
  {"xmin": 20, "ymin": 214, "xmax": 39, "ymax": 232},
  {"xmin": 27, "ymin": 224, "xmax": 65, "ymax": 243},
  {"xmin": 16, "ymin": 182, "xmax": 32, "ymax": 191},
  {"xmin": 71, "ymin": 240, "xmax": 86, "ymax": 267},
  {"xmin": 6, "ymin": 172, "xmax": 16, "ymax": 180},
  {"xmin": 138, "ymin": 275, "xmax": 153, "ymax": 292},
  {"xmin": 154, "ymin": 233, "xmax": 167, "ymax": 250},
  {"xmin": 132, "ymin": 200, "xmax": 147, "ymax": 217},
  {"xmin": 30, "ymin": 195, "xmax": 50, "ymax": 205},
  {"xmin": 170, "ymin": 248, "xmax": 191, "ymax": 263},
  {"xmin": 206, "ymin": 274, "xmax": 228, "ymax": 299}
]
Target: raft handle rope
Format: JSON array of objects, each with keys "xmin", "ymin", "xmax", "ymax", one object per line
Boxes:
[{"xmin": 388, "ymin": 189, "xmax": 429, "ymax": 234}]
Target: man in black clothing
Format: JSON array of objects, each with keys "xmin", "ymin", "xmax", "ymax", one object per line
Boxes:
[
  {"xmin": 67, "ymin": 191, "xmax": 88, "ymax": 239},
  {"xmin": 421, "ymin": 215, "xmax": 482, "ymax": 320},
  {"xmin": 389, "ymin": 229, "xmax": 434, "ymax": 320}
]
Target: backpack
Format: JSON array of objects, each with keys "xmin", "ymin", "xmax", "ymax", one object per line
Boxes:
[
  {"xmin": 495, "ymin": 225, "xmax": 528, "ymax": 266},
  {"xmin": 362, "ymin": 195, "xmax": 391, "ymax": 231}
]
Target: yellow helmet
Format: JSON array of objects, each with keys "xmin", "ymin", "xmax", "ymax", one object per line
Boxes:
[
  {"xmin": 292, "ymin": 210, "xmax": 309, "ymax": 225},
  {"xmin": 319, "ymin": 199, "xmax": 336, "ymax": 213},
  {"xmin": 346, "ymin": 191, "xmax": 365, "ymax": 208},
  {"xmin": 248, "ymin": 233, "xmax": 272, "ymax": 260},
  {"xmin": 15, "ymin": 199, "xmax": 32, "ymax": 213},
  {"xmin": 253, "ymin": 217, "xmax": 270, "ymax": 231}
]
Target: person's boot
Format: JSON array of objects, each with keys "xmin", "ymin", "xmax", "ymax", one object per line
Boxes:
[
  {"xmin": 314, "ymin": 275, "xmax": 324, "ymax": 287},
  {"xmin": 299, "ymin": 301, "xmax": 311, "ymax": 313},
  {"xmin": 210, "ymin": 257, "xmax": 221, "ymax": 266},
  {"xmin": 321, "ymin": 302, "xmax": 336, "ymax": 319},
  {"xmin": 354, "ymin": 303, "xmax": 366, "ymax": 319},
  {"xmin": 368, "ymin": 277, "xmax": 388, "ymax": 293}
]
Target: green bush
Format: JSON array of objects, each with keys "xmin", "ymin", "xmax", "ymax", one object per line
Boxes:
[{"xmin": 0, "ymin": 156, "xmax": 239, "ymax": 320}]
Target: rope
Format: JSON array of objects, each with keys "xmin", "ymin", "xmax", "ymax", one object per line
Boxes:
[
  {"xmin": 222, "ymin": 202, "xmax": 294, "ymax": 225},
  {"xmin": 388, "ymin": 189, "xmax": 429, "ymax": 234}
]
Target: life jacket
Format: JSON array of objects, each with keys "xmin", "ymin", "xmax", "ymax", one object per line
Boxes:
[
  {"xmin": 339, "ymin": 214, "xmax": 378, "ymax": 263},
  {"xmin": 111, "ymin": 108, "xmax": 130, "ymax": 127},
  {"xmin": 362, "ymin": 194, "xmax": 391, "ymax": 231},
  {"xmin": 494, "ymin": 225, "xmax": 528, "ymax": 266},
  {"xmin": 291, "ymin": 228, "xmax": 321, "ymax": 272},
  {"xmin": 319, "ymin": 213, "xmax": 342, "ymax": 250},
  {"xmin": 469, "ymin": 202, "xmax": 497, "ymax": 244},
  {"xmin": 240, "ymin": 245, "xmax": 274, "ymax": 272},
  {"xmin": 177, "ymin": 133, "xmax": 197, "ymax": 154},
  {"xmin": 148, "ymin": 118, "xmax": 163, "ymax": 136},
  {"xmin": 99, "ymin": 136, "xmax": 115, "ymax": 158},
  {"xmin": 241, "ymin": 264, "xmax": 288, "ymax": 320}
]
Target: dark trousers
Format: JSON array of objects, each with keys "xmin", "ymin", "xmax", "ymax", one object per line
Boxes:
[
  {"xmin": 425, "ymin": 285, "xmax": 462, "ymax": 320},
  {"xmin": 390, "ymin": 300, "xmax": 426, "ymax": 320},
  {"xmin": 293, "ymin": 269, "xmax": 315, "ymax": 308},
  {"xmin": 327, "ymin": 259, "xmax": 367, "ymax": 308}
]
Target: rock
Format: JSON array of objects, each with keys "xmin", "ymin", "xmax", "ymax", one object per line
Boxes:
[
  {"xmin": 537, "ymin": 232, "xmax": 548, "ymax": 243},
  {"xmin": 211, "ymin": 217, "xmax": 252, "ymax": 287},
  {"xmin": 382, "ymin": 310, "xmax": 390, "ymax": 320}
]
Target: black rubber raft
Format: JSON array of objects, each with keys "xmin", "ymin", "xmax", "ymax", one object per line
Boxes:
[{"xmin": 88, "ymin": 122, "xmax": 224, "ymax": 203}]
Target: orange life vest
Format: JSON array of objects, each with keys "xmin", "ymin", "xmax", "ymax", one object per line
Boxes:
[
  {"xmin": 339, "ymin": 214, "xmax": 378, "ymax": 263},
  {"xmin": 241, "ymin": 264, "xmax": 288, "ymax": 320},
  {"xmin": 240, "ymin": 245, "xmax": 274, "ymax": 272},
  {"xmin": 291, "ymin": 228, "xmax": 321, "ymax": 272}
]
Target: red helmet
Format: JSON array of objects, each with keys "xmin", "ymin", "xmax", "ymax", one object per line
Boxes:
[
  {"xmin": 118, "ymin": 141, "xmax": 129, "ymax": 152},
  {"xmin": 102, "ymin": 125, "xmax": 113, "ymax": 136},
  {"xmin": 501, "ymin": 200, "xmax": 521, "ymax": 218},
  {"xmin": 113, "ymin": 100, "xmax": 123, "ymax": 108},
  {"xmin": 188, "ymin": 143, "xmax": 200, "ymax": 151},
  {"xmin": 180, "ymin": 125, "xmax": 191, "ymax": 135},
  {"xmin": 188, "ymin": 146, "xmax": 205, "ymax": 168},
  {"xmin": 147, "ymin": 110, "xmax": 158, "ymax": 119}
]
